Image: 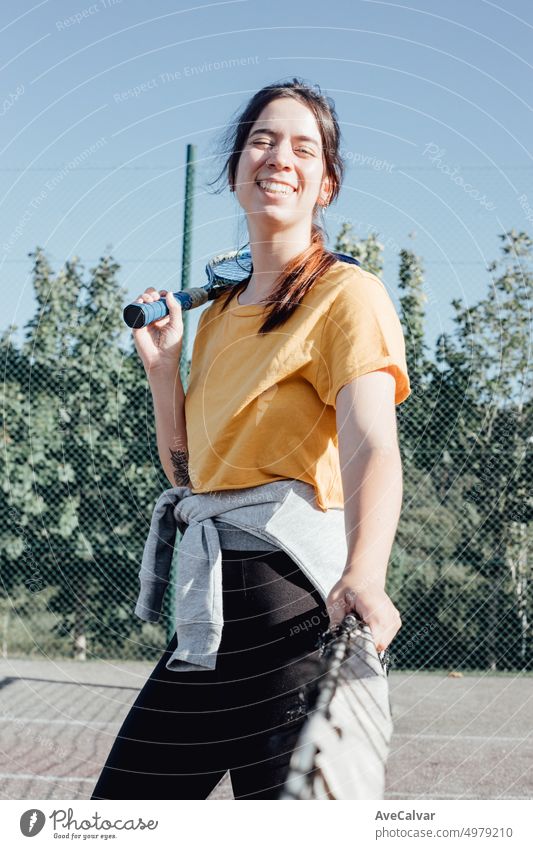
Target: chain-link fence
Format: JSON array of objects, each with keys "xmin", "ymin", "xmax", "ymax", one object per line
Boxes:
[{"xmin": 1, "ymin": 161, "xmax": 531, "ymax": 672}]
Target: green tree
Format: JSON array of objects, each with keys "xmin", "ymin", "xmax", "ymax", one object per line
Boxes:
[
  {"xmin": 433, "ymin": 230, "xmax": 532, "ymax": 668},
  {"xmin": 2, "ymin": 248, "xmax": 163, "ymax": 660},
  {"xmin": 334, "ymin": 222, "xmax": 384, "ymax": 275}
]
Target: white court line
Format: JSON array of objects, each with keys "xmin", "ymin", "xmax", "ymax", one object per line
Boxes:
[
  {"xmin": 392, "ymin": 732, "xmax": 528, "ymax": 743},
  {"xmin": 0, "ymin": 775, "xmax": 528, "ymax": 798},
  {"xmin": 0, "ymin": 772, "xmax": 94, "ymax": 783},
  {"xmin": 0, "ymin": 716, "xmax": 119, "ymax": 727},
  {"xmin": 386, "ymin": 791, "xmax": 530, "ymax": 800}
]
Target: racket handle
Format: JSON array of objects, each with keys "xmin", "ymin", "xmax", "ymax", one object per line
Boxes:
[{"xmin": 123, "ymin": 287, "xmax": 210, "ymax": 328}]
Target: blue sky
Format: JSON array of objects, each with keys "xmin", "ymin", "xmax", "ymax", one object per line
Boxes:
[{"xmin": 1, "ymin": 0, "xmax": 532, "ymax": 357}]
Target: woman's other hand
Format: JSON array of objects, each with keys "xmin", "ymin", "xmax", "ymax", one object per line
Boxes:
[{"xmin": 326, "ymin": 573, "xmax": 402, "ymax": 652}]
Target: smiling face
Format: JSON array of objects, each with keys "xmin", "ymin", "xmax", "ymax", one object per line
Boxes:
[{"xmin": 233, "ymin": 97, "xmax": 331, "ymax": 232}]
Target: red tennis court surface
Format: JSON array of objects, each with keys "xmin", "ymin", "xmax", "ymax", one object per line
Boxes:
[{"xmin": 1, "ymin": 658, "xmax": 531, "ymax": 800}]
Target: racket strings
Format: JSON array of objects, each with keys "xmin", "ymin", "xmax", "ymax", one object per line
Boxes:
[
  {"xmin": 208, "ymin": 248, "xmax": 252, "ymax": 284},
  {"xmin": 280, "ymin": 622, "xmax": 393, "ymax": 799},
  {"xmin": 336, "ymin": 665, "xmax": 392, "ymax": 747},
  {"xmin": 329, "ymin": 633, "xmax": 392, "ymax": 735}
]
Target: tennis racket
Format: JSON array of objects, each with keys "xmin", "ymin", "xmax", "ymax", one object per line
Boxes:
[
  {"xmin": 279, "ymin": 613, "xmax": 393, "ymax": 800},
  {"xmin": 122, "ymin": 249, "xmax": 360, "ymax": 329},
  {"xmin": 123, "ymin": 248, "xmax": 253, "ymax": 329}
]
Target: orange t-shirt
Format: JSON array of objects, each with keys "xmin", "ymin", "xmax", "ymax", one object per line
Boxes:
[{"xmin": 185, "ymin": 259, "xmax": 411, "ymax": 511}]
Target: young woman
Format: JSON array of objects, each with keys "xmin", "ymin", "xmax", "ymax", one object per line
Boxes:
[{"xmin": 91, "ymin": 78, "xmax": 411, "ymax": 801}]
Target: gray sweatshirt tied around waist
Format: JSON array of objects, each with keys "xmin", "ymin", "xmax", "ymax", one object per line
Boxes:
[{"xmin": 134, "ymin": 479, "xmax": 348, "ymax": 672}]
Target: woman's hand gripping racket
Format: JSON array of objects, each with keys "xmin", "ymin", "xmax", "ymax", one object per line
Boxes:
[
  {"xmin": 126, "ymin": 248, "xmax": 253, "ymax": 375},
  {"xmin": 123, "ymin": 248, "xmax": 253, "ymax": 329}
]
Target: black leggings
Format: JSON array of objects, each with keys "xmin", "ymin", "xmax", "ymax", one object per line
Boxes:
[{"xmin": 90, "ymin": 548, "xmax": 330, "ymax": 800}]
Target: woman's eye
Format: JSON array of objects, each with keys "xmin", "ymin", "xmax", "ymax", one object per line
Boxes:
[{"xmin": 253, "ymin": 141, "xmax": 314, "ymax": 155}]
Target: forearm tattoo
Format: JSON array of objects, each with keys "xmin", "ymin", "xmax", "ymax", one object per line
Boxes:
[{"xmin": 169, "ymin": 448, "xmax": 190, "ymax": 487}]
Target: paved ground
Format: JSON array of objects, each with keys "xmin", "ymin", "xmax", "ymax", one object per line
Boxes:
[{"xmin": 0, "ymin": 657, "xmax": 531, "ymax": 800}]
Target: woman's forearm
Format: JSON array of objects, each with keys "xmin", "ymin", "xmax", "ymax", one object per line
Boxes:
[
  {"xmin": 340, "ymin": 445, "xmax": 403, "ymax": 592},
  {"xmin": 148, "ymin": 367, "xmax": 190, "ymax": 487},
  {"xmin": 335, "ymin": 371, "xmax": 404, "ymax": 595}
]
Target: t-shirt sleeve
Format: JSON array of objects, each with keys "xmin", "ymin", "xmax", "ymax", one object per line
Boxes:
[{"xmin": 315, "ymin": 269, "xmax": 411, "ymax": 408}]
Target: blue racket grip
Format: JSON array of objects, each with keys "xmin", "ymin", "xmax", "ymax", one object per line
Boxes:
[{"xmin": 123, "ymin": 289, "xmax": 203, "ymax": 329}]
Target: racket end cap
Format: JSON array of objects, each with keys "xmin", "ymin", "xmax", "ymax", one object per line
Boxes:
[{"xmin": 123, "ymin": 304, "xmax": 146, "ymax": 328}]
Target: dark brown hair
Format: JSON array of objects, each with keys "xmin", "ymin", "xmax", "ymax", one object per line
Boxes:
[{"xmin": 207, "ymin": 77, "xmax": 345, "ymax": 333}]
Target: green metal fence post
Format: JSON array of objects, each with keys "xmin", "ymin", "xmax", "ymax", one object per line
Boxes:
[
  {"xmin": 166, "ymin": 143, "xmax": 196, "ymax": 645},
  {"xmin": 179, "ymin": 143, "xmax": 196, "ymax": 388}
]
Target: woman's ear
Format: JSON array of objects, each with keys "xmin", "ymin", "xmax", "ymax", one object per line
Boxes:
[{"xmin": 319, "ymin": 175, "xmax": 332, "ymax": 206}]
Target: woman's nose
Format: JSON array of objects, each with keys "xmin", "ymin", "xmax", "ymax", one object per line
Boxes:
[{"xmin": 266, "ymin": 142, "xmax": 293, "ymax": 168}]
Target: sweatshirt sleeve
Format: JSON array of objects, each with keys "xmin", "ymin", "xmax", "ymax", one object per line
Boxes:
[{"xmin": 315, "ymin": 268, "xmax": 411, "ymax": 408}]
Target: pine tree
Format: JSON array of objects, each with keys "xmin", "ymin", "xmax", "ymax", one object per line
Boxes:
[{"xmin": 435, "ymin": 230, "xmax": 532, "ymax": 668}]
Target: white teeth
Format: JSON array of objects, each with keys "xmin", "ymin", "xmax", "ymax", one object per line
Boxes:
[{"xmin": 258, "ymin": 180, "xmax": 294, "ymax": 194}]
